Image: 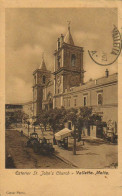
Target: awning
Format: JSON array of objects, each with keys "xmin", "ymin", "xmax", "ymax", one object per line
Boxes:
[{"xmin": 55, "ymin": 128, "xmax": 74, "ymax": 140}]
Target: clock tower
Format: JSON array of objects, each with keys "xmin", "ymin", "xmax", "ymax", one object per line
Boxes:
[{"xmin": 53, "ymin": 23, "xmax": 84, "ymax": 107}]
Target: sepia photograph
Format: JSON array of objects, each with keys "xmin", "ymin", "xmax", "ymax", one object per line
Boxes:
[{"xmin": 5, "ymin": 8, "xmax": 120, "ymax": 169}]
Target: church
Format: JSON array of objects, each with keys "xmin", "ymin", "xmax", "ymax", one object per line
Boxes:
[{"xmin": 32, "ymin": 24, "xmax": 118, "ymax": 124}]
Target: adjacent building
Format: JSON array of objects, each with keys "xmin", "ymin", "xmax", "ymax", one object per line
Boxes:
[
  {"xmin": 5, "ymin": 104, "xmax": 23, "ymax": 115},
  {"xmin": 5, "ymin": 104, "xmax": 23, "ymax": 125}
]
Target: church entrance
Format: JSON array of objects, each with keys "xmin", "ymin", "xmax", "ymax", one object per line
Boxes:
[{"xmin": 49, "ymin": 102, "xmax": 53, "ymax": 109}]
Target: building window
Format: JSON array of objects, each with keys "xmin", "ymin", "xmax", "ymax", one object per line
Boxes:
[
  {"xmin": 97, "ymin": 93, "xmax": 103, "ymax": 105},
  {"xmin": 83, "ymin": 96, "xmax": 87, "ymax": 106},
  {"xmin": 58, "ymin": 60, "xmax": 60, "ymax": 69},
  {"xmin": 58, "ymin": 89, "xmax": 60, "ymax": 94},
  {"xmin": 67, "ymin": 99, "xmax": 70, "ymax": 107},
  {"xmin": 45, "ymin": 105, "xmax": 48, "ymax": 111},
  {"xmin": 43, "ymin": 75, "xmax": 46, "ymax": 84},
  {"xmin": 58, "ymin": 39, "xmax": 60, "ymax": 50},
  {"xmin": 49, "ymin": 103, "xmax": 53, "ymax": 109},
  {"xmin": 68, "ymin": 121, "xmax": 72, "ymax": 130},
  {"xmin": 74, "ymin": 99, "xmax": 77, "ymax": 107},
  {"xmin": 34, "ymin": 75, "xmax": 36, "ymax": 84},
  {"xmin": 71, "ymin": 54, "xmax": 76, "ymax": 66},
  {"xmin": 57, "ymin": 55, "xmax": 61, "ymax": 69}
]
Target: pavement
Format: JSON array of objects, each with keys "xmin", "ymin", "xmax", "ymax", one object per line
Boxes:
[
  {"xmin": 54, "ymin": 140, "xmax": 118, "ymax": 169},
  {"xmin": 15, "ymin": 126, "xmax": 118, "ymax": 169}
]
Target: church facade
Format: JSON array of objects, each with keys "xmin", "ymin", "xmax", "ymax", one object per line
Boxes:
[{"xmin": 32, "ymin": 25, "xmax": 118, "ymax": 124}]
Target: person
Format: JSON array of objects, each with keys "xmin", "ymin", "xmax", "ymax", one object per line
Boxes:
[
  {"xmin": 53, "ymin": 136, "xmax": 57, "ymax": 145},
  {"xmin": 42, "ymin": 137, "xmax": 47, "ymax": 144},
  {"xmin": 41, "ymin": 128, "xmax": 44, "ymax": 136},
  {"xmin": 57, "ymin": 140, "xmax": 61, "ymax": 147},
  {"xmin": 6, "ymin": 154, "xmax": 15, "ymax": 168},
  {"xmin": 20, "ymin": 130, "xmax": 23, "ymax": 137}
]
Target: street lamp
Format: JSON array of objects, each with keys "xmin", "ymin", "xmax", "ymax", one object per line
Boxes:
[
  {"xmin": 73, "ymin": 124, "xmax": 77, "ymax": 155},
  {"xmin": 32, "ymin": 115, "xmax": 37, "ymax": 133},
  {"xmin": 27, "ymin": 121, "xmax": 30, "ymax": 137}
]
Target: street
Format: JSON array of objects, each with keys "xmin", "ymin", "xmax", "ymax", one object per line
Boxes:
[
  {"xmin": 6, "ymin": 128, "xmax": 118, "ymax": 169},
  {"xmin": 6, "ymin": 129, "xmax": 74, "ymax": 169}
]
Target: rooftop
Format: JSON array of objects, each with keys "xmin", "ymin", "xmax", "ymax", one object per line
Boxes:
[{"xmin": 64, "ymin": 72, "xmax": 118, "ymax": 94}]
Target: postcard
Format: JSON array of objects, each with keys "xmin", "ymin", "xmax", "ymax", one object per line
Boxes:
[{"xmin": 0, "ymin": 0, "xmax": 122, "ymax": 195}]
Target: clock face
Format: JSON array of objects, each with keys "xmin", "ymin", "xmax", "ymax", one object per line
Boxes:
[{"xmin": 57, "ymin": 75, "xmax": 61, "ymax": 86}]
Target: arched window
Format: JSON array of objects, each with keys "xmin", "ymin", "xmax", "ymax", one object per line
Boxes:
[
  {"xmin": 97, "ymin": 93, "xmax": 103, "ymax": 105},
  {"xmin": 57, "ymin": 55, "xmax": 61, "ymax": 69},
  {"xmin": 83, "ymin": 96, "xmax": 87, "ymax": 106},
  {"xmin": 43, "ymin": 75, "xmax": 46, "ymax": 84},
  {"xmin": 34, "ymin": 75, "xmax": 36, "ymax": 84},
  {"xmin": 47, "ymin": 92, "xmax": 52, "ymax": 101},
  {"xmin": 71, "ymin": 54, "xmax": 76, "ymax": 66}
]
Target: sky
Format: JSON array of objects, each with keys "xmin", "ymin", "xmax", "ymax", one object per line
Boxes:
[{"xmin": 5, "ymin": 8, "xmax": 118, "ymax": 104}]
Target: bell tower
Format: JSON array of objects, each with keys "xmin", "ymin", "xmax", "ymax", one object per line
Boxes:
[
  {"xmin": 53, "ymin": 23, "xmax": 84, "ymax": 107},
  {"xmin": 33, "ymin": 55, "xmax": 51, "ymax": 117}
]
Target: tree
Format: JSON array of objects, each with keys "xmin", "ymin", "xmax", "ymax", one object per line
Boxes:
[
  {"xmin": 47, "ymin": 107, "xmax": 67, "ymax": 145},
  {"xmin": 48, "ymin": 107, "xmax": 67, "ymax": 134},
  {"xmin": 22, "ymin": 112, "xmax": 29, "ymax": 124},
  {"xmin": 66, "ymin": 108, "xmax": 78, "ymax": 126},
  {"xmin": 89, "ymin": 113, "xmax": 102, "ymax": 125},
  {"xmin": 65, "ymin": 106, "xmax": 102, "ymax": 154},
  {"xmin": 5, "ymin": 114, "xmax": 13, "ymax": 128},
  {"xmin": 6, "ymin": 110, "xmax": 29, "ymax": 128},
  {"xmin": 79, "ymin": 106, "xmax": 92, "ymax": 121},
  {"xmin": 37, "ymin": 110, "xmax": 50, "ymax": 132},
  {"xmin": 65, "ymin": 108, "xmax": 78, "ymax": 155},
  {"xmin": 12, "ymin": 110, "xmax": 29, "ymax": 124}
]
